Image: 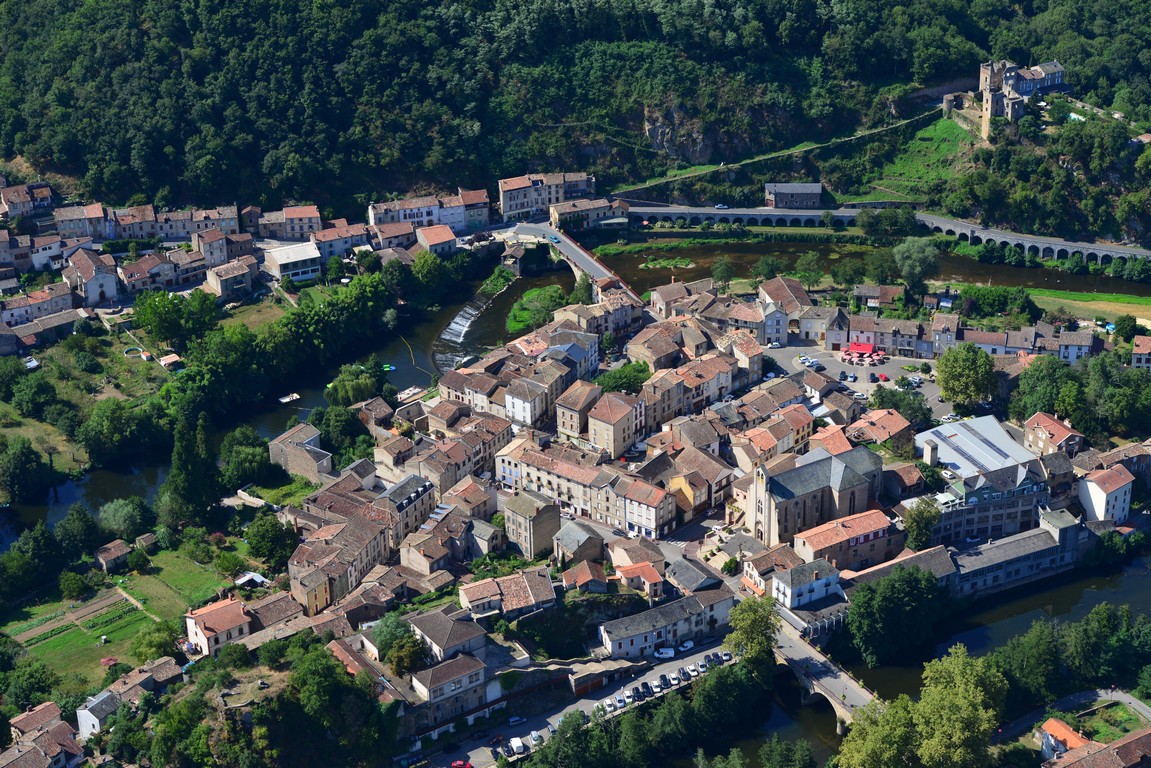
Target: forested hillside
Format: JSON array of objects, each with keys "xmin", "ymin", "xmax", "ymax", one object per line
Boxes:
[{"xmin": 0, "ymin": 0, "xmax": 1150, "ymax": 213}]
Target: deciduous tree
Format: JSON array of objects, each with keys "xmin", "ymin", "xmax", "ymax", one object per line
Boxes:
[{"xmin": 937, "ymin": 342, "xmax": 995, "ymax": 406}]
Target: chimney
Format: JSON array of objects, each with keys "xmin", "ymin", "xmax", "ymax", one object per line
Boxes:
[{"xmin": 922, "ymin": 439, "xmax": 938, "ymax": 467}]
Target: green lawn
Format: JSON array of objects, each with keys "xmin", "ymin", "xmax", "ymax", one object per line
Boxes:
[
  {"xmin": 221, "ymin": 297, "xmax": 286, "ymax": 331},
  {"xmin": 148, "ymin": 550, "xmax": 230, "ymax": 608},
  {"xmin": 120, "ymin": 571, "xmax": 192, "ymax": 621},
  {"xmin": 0, "ymin": 588, "xmax": 68, "ymax": 638},
  {"xmin": 250, "ymin": 475, "xmax": 319, "ymax": 507},
  {"xmin": 863, "ymin": 117, "xmax": 975, "ymax": 201},
  {"xmin": 32, "ymin": 608, "xmax": 155, "ymax": 685}
]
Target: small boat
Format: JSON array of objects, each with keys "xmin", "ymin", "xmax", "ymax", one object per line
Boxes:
[
  {"xmin": 278, "ymin": 393, "xmax": 300, "ymax": 404},
  {"xmin": 381, "ymin": 364, "xmax": 397, "ymax": 371}
]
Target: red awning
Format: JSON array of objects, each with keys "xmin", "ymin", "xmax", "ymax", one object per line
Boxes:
[{"xmin": 849, "ymin": 342, "xmax": 874, "ymax": 354}]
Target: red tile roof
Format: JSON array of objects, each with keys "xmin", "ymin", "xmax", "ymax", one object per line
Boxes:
[{"xmin": 1086, "ymin": 464, "xmax": 1135, "ymax": 493}]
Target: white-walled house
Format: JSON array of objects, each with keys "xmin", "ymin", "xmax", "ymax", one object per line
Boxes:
[
  {"xmin": 772, "ymin": 558, "xmax": 840, "ymax": 609},
  {"xmin": 1078, "ymin": 465, "xmax": 1135, "ymax": 524}
]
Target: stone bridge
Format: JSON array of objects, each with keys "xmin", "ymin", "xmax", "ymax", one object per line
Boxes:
[
  {"xmin": 774, "ymin": 621, "xmax": 875, "ymax": 734},
  {"xmin": 623, "ymin": 204, "xmax": 1151, "ymax": 266},
  {"xmin": 918, "ymin": 213, "xmax": 1151, "ymax": 265},
  {"xmin": 626, "ymin": 205, "xmax": 862, "ymax": 229}
]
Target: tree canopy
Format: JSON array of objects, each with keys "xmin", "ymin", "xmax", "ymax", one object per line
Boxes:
[{"xmin": 937, "ymin": 342, "xmax": 995, "ymax": 406}]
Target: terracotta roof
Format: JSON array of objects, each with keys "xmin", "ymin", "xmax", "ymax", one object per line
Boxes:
[
  {"xmin": 10, "ymin": 702, "xmax": 62, "ymax": 735},
  {"xmin": 811, "ymin": 424, "xmax": 853, "ymax": 455},
  {"xmin": 888, "ymin": 463, "xmax": 924, "ymax": 487},
  {"xmin": 588, "ymin": 392, "xmax": 639, "ymax": 425},
  {"xmin": 1086, "ymin": 464, "xmax": 1135, "ymax": 493},
  {"xmin": 417, "ymin": 225, "xmax": 457, "ymax": 246},
  {"xmin": 616, "ymin": 562, "xmax": 662, "ymax": 584},
  {"xmin": 562, "ymin": 560, "xmax": 607, "ymax": 589},
  {"xmin": 795, "ymin": 509, "xmax": 891, "ymax": 552},
  {"xmin": 1026, "ymin": 412, "xmax": 1083, "ymax": 447},
  {"xmin": 95, "ymin": 539, "xmax": 131, "ymax": 561},
  {"xmin": 1041, "ymin": 718, "xmax": 1091, "ymax": 753},
  {"xmin": 847, "ymin": 409, "xmax": 910, "ymax": 443},
  {"xmin": 283, "ymin": 205, "xmax": 320, "ymax": 219},
  {"xmin": 186, "ymin": 597, "xmax": 250, "ymax": 638},
  {"xmin": 1041, "ymin": 726, "xmax": 1151, "ymax": 766},
  {"xmin": 1133, "ymin": 336, "xmax": 1151, "ymax": 355},
  {"xmin": 758, "ymin": 276, "xmax": 812, "ymax": 314}
]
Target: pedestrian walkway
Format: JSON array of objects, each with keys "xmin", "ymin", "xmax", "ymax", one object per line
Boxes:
[{"xmin": 995, "ymin": 689, "xmax": 1151, "ymax": 744}]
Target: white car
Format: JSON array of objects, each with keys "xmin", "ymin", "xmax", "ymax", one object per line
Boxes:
[
  {"xmin": 651, "ymin": 681, "xmax": 662, "ymax": 693},
  {"xmin": 941, "ymin": 413, "xmax": 959, "ymax": 422},
  {"xmin": 687, "ymin": 665, "xmax": 700, "ymax": 677},
  {"xmin": 768, "ymin": 341, "xmax": 780, "ymax": 349},
  {"xmin": 852, "ymin": 391, "xmax": 868, "ymax": 401},
  {"xmin": 698, "ymin": 659, "xmax": 709, "ymax": 673},
  {"xmin": 603, "ymin": 698, "xmax": 616, "ymax": 712},
  {"xmin": 798, "ymin": 356, "xmax": 811, "ymax": 364},
  {"xmin": 615, "ymin": 695, "xmax": 627, "ymax": 709},
  {"xmin": 669, "ymin": 673, "xmax": 681, "ymax": 685},
  {"xmin": 530, "ymin": 731, "xmax": 543, "ymax": 746},
  {"xmin": 677, "ymin": 640, "xmax": 695, "ymax": 653},
  {"xmin": 654, "ymin": 648, "xmax": 675, "ymax": 660},
  {"xmin": 624, "ymin": 690, "xmax": 635, "ymax": 704}
]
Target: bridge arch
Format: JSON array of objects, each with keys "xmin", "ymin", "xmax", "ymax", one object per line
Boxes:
[
  {"xmin": 945, "ymin": 228, "xmax": 956, "ymax": 236},
  {"xmin": 790, "ymin": 218, "xmax": 802, "ymax": 227},
  {"xmin": 957, "ymin": 232, "xmax": 969, "ymax": 242},
  {"xmin": 733, "ymin": 217, "xmax": 744, "ymax": 225},
  {"xmin": 1057, "ymin": 248, "xmax": 1069, "ymax": 259},
  {"xmin": 1027, "ymin": 244, "xmax": 1040, "ymax": 257},
  {"xmin": 803, "ymin": 218, "xmax": 816, "ymax": 227},
  {"xmin": 1042, "ymin": 246, "xmax": 1055, "ymax": 259},
  {"xmin": 932, "ymin": 226, "xmax": 943, "ymax": 234},
  {"xmin": 718, "ymin": 217, "xmax": 730, "ymax": 224},
  {"xmin": 970, "ymin": 235, "xmax": 982, "ymax": 245},
  {"xmin": 747, "ymin": 217, "xmax": 759, "ymax": 226},
  {"xmin": 689, "ymin": 216, "xmax": 701, "ymax": 226}
]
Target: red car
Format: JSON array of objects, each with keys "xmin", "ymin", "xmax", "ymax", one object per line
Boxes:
[
  {"xmin": 877, "ymin": 373, "xmax": 889, "ymax": 381},
  {"xmin": 452, "ymin": 762, "xmax": 473, "ymax": 768}
]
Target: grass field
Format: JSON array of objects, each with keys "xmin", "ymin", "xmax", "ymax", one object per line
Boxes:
[
  {"xmin": 222, "ymin": 297, "xmax": 286, "ymax": 331},
  {"xmin": 32, "ymin": 607, "xmax": 155, "ymax": 685},
  {"xmin": 250, "ymin": 475, "xmax": 319, "ymax": 507},
  {"xmin": 147, "ymin": 550, "xmax": 230, "ymax": 608},
  {"xmin": 120, "ymin": 571, "xmax": 193, "ymax": 621},
  {"xmin": 861, "ymin": 117, "xmax": 975, "ymax": 201}
]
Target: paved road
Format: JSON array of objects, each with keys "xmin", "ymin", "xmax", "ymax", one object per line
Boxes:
[
  {"xmin": 513, "ymin": 223, "xmax": 614, "ymax": 281},
  {"xmin": 996, "ymin": 689, "xmax": 1151, "ymax": 743},
  {"xmin": 775, "ymin": 621, "xmax": 875, "ymax": 717}
]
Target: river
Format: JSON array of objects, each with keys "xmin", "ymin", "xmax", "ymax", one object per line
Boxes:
[
  {"xmin": 8, "ymin": 268, "xmax": 573, "ymax": 531},
  {"xmin": 597, "ymin": 240, "xmax": 1151, "ymax": 298}
]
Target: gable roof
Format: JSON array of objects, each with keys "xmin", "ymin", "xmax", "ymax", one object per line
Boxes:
[{"xmin": 406, "ymin": 607, "xmax": 486, "ymax": 650}]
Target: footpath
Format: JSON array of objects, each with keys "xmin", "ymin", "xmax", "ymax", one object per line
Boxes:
[{"xmin": 995, "ymin": 689, "xmax": 1151, "ymax": 744}]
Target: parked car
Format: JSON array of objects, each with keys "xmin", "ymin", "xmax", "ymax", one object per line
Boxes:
[
  {"xmin": 641, "ymin": 682, "xmax": 653, "ymax": 698},
  {"xmin": 610, "ymin": 528, "xmax": 626, "ymax": 537},
  {"xmin": 547, "ymin": 235, "xmax": 561, "ymax": 244},
  {"xmin": 852, "ymin": 391, "xmax": 868, "ymax": 401},
  {"xmin": 799, "ymin": 356, "xmax": 812, "ymax": 365},
  {"xmin": 721, "ymin": 651, "xmax": 733, "ymax": 662},
  {"xmin": 847, "ymin": 372, "xmax": 858, "ymax": 382},
  {"xmin": 878, "ymin": 373, "xmax": 889, "ymax": 381},
  {"xmin": 632, "ymin": 686, "xmax": 644, "ymax": 701},
  {"xmin": 669, "ymin": 673, "xmax": 681, "ymax": 685},
  {"xmin": 651, "ymin": 681, "xmax": 662, "ymax": 693},
  {"xmin": 942, "ymin": 413, "xmax": 959, "ymax": 422},
  {"xmin": 838, "ymin": 370, "xmax": 847, "ymax": 381},
  {"xmin": 677, "ymin": 667, "xmax": 690, "ymax": 681},
  {"xmin": 487, "ymin": 736, "xmax": 504, "ymax": 746},
  {"xmin": 508, "ymin": 716, "xmax": 527, "ymax": 726},
  {"xmin": 603, "ymin": 699, "xmax": 616, "ymax": 712},
  {"xmin": 548, "ymin": 724, "xmax": 557, "ymax": 735},
  {"xmin": 762, "ymin": 372, "xmax": 776, "ymax": 380},
  {"xmin": 510, "ymin": 737, "xmax": 526, "ymax": 755},
  {"xmin": 452, "ymin": 761, "xmax": 473, "ymax": 768},
  {"xmin": 698, "ymin": 659, "xmax": 709, "ymax": 672},
  {"xmin": 530, "ymin": 731, "xmax": 543, "ymax": 746},
  {"xmin": 623, "ymin": 690, "xmax": 635, "ymax": 704},
  {"xmin": 677, "ymin": 640, "xmax": 695, "ymax": 652},
  {"xmin": 501, "ymin": 743, "xmax": 514, "ymax": 758},
  {"xmin": 869, "ymin": 372, "xmax": 879, "ymax": 383},
  {"xmin": 767, "ymin": 341, "xmax": 780, "ymax": 349},
  {"xmin": 687, "ymin": 664, "xmax": 700, "ymax": 677},
  {"xmin": 615, "ymin": 695, "xmax": 627, "ymax": 709},
  {"xmin": 659, "ymin": 674, "xmax": 670, "ymax": 688},
  {"xmin": 654, "ymin": 647, "xmax": 675, "ymax": 660}
]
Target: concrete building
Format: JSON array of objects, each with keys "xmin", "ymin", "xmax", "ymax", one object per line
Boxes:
[
  {"xmin": 952, "ymin": 508, "xmax": 1083, "ymax": 598},
  {"xmin": 771, "ymin": 559, "xmax": 840, "ymax": 609},
  {"xmin": 263, "ymin": 241, "xmax": 323, "ymax": 282},
  {"xmin": 763, "ymin": 182, "xmax": 823, "ymax": 209},
  {"xmin": 587, "ymin": 392, "xmax": 644, "ymax": 459},
  {"xmin": 502, "ymin": 489, "xmax": 562, "ymax": 558},
  {"xmin": 555, "ymin": 380, "xmax": 602, "ymax": 444},
  {"xmin": 415, "ymin": 225, "xmax": 458, "ymax": 257},
  {"xmin": 792, "ymin": 509, "xmax": 904, "ymax": 572},
  {"xmin": 912, "ymin": 416, "xmax": 1049, "ymax": 546},
  {"xmin": 598, "ymin": 586, "xmax": 735, "ymax": 659},
  {"xmin": 1078, "ymin": 464, "xmax": 1135, "ymax": 524}
]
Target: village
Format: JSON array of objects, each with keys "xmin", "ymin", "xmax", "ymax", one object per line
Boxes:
[{"xmin": 2, "ymin": 151, "xmax": 1151, "ymax": 768}]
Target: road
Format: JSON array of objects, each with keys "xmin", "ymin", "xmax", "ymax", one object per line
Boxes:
[
  {"xmin": 513, "ymin": 223, "xmax": 614, "ymax": 282},
  {"xmin": 775, "ymin": 621, "xmax": 875, "ymax": 717}
]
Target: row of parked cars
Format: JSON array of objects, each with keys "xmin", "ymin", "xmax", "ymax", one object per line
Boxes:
[
  {"xmin": 598, "ymin": 651, "xmax": 733, "ymax": 715},
  {"xmin": 487, "ymin": 719, "xmax": 561, "ymax": 760}
]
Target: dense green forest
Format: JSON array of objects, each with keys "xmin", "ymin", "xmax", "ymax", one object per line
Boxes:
[{"xmin": 3, "ymin": 0, "xmax": 1151, "ymax": 214}]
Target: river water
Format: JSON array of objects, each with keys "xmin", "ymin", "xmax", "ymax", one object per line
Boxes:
[
  {"xmin": 598, "ymin": 241, "xmax": 1151, "ymax": 298},
  {"xmin": 9, "ymin": 269, "xmax": 573, "ymax": 531}
]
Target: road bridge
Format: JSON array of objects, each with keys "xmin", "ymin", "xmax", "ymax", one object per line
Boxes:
[
  {"xmin": 513, "ymin": 222, "xmax": 642, "ymax": 304},
  {"xmin": 774, "ymin": 621, "xmax": 875, "ymax": 733},
  {"xmin": 625, "ymin": 205, "xmax": 863, "ymax": 229},
  {"xmin": 918, "ymin": 213, "xmax": 1151, "ymax": 264}
]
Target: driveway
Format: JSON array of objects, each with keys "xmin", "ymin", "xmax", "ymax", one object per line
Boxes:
[
  {"xmin": 433, "ymin": 640, "xmax": 733, "ymax": 768},
  {"xmin": 767, "ymin": 339, "xmax": 953, "ymax": 420}
]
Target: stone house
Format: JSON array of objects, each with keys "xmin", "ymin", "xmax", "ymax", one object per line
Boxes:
[{"xmin": 268, "ymin": 423, "xmax": 333, "ymax": 484}]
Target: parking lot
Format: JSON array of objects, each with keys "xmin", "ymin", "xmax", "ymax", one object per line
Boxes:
[
  {"xmin": 429, "ymin": 640, "xmax": 732, "ymax": 768},
  {"xmin": 766, "ymin": 339, "xmax": 953, "ymax": 421}
]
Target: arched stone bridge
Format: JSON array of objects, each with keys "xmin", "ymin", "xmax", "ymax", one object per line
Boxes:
[
  {"xmin": 774, "ymin": 621, "xmax": 875, "ymax": 734},
  {"xmin": 623, "ymin": 204, "xmax": 1151, "ymax": 266},
  {"xmin": 626, "ymin": 205, "xmax": 861, "ymax": 229},
  {"xmin": 918, "ymin": 213, "xmax": 1151, "ymax": 265}
]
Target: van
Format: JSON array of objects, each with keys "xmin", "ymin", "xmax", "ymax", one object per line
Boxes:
[
  {"xmin": 654, "ymin": 648, "xmax": 675, "ymax": 660},
  {"xmin": 510, "ymin": 737, "xmax": 526, "ymax": 755}
]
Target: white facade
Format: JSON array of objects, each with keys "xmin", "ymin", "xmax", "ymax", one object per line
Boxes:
[
  {"xmin": 1078, "ymin": 468, "xmax": 1134, "ymax": 524},
  {"xmin": 772, "ymin": 561, "xmax": 841, "ymax": 609},
  {"xmin": 264, "ymin": 241, "xmax": 323, "ymax": 281}
]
